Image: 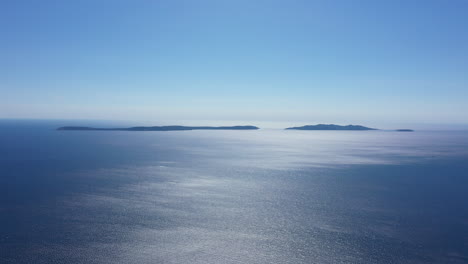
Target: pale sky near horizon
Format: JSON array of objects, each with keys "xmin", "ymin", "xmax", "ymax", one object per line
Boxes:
[{"xmin": 1, "ymin": 0, "xmax": 468, "ymax": 128}]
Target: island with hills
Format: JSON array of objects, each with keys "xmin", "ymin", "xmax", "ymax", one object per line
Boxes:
[
  {"xmin": 57, "ymin": 125, "xmax": 259, "ymax": 131},
  {"xmin": 285, "ymin": 124, "xmax": 377, "ymax": 130}
]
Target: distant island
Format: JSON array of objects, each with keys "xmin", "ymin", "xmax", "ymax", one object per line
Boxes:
[
  {"xmin": 57, "ymin": 125, "xmax": 259, "ymax": 131},
  {"xmin": 285, "ymin": 124, "xmax": 377, "ymax": 130},
  {"xmin": 57, "ymin": 124, "xmax": 414, "ymax": 132}
]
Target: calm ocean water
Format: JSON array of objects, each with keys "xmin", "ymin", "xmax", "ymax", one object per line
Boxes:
[{"xmin": 1, "ymin": 120, "xmax": 468, "ymax": 263}]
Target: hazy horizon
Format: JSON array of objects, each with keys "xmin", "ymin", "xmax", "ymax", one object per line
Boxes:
[{"xmin": 2, "ymin": 117, "xmax": 468, "ymax": 131}]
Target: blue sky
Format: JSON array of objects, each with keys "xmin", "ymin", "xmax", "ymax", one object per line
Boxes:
[{"xmin": 1, "ymin": 0, "xmax": 468, "ymax": 128}]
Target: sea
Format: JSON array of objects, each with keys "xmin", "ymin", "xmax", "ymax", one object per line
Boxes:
[{"xmin": 1, "ymin": 119, "xmax": 467, "ymax": 264}]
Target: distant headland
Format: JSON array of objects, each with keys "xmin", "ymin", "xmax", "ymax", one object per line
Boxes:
[
  {"xmin": 57, "ymin": 125, "xmax": 259, "ymax": 131},
  {"xmin": 285, "ymin": 124, "xmax": 377, "ymax": 130}
]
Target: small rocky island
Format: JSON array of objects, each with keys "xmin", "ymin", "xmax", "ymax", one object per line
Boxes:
[
  {"xmin": 395, "ymin": 129, "xmax": 414, "ymax": 132},
  {"xmin": 285, "ymin": 124, "xmax": 377, "ymax": 130},
  {"xmin": 57, "ymin": 125, "xmax": 259, "ymax": 131}
]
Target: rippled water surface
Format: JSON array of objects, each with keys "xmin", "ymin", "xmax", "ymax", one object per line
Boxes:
[{"xmin": 1, "ymin": 120, "xmax": 468, "ymax": 263}]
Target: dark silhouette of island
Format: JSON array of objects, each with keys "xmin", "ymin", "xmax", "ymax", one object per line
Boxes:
[
  {"xmin": 285, "ymin": 124, "xmax": 377, "ymax": 130},
  {"xmin": 57, "ymin": 125, "xmax": 259, "ymax": 131},
  {"xmin": 395, "ymin": 129, "xmax": 414, "ymax": 132}
]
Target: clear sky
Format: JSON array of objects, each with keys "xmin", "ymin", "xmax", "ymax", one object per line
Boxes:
[{"xmin": 1, "ymin": 0, "xmax": 468, "ymax": 128}]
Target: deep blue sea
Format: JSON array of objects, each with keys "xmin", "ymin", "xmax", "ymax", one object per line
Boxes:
[{"xmin": 1, "ymin": 120, "xmax": 468, "ymax": 263}]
